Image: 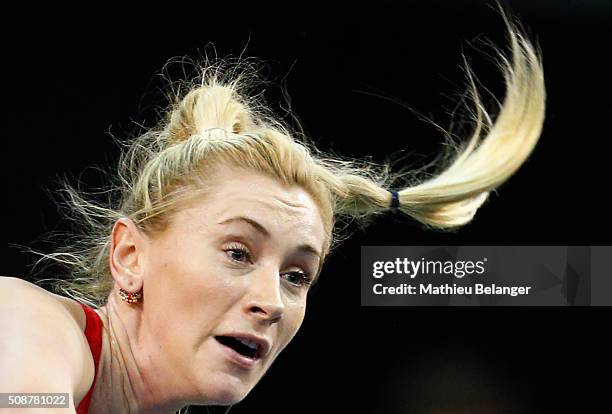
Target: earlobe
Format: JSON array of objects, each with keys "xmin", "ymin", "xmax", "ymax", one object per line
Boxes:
[{"xmin": 109, "ymin": 218, "xmax": 145, "ymax": 293}]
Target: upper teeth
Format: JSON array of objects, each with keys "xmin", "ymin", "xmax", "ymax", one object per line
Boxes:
[{"xmin": 238, "ymin": 338, "xmax": 258, "ymax": 351}]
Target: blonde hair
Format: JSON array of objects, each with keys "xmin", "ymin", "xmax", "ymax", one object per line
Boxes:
[{"xmin": 37, "ymin": 16, "xmax": 545, "ymax": 308}]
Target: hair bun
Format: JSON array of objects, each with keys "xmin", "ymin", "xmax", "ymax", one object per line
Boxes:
[{"xmin": 166, "ymin": 84, "xmax": 255, "ymax": 145}]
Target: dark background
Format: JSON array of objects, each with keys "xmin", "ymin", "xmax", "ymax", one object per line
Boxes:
[{"xmin": 4, "ymin": 1, "xmax": 611, "ymax": 413}]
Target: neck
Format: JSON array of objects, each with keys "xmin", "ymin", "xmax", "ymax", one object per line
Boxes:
[{"xmin": 89, "ymin": 294, "xmax": 185, "ymax": 414}]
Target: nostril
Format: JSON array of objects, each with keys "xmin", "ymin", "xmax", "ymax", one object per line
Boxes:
[
  {"xmin": 248, "ymin": 304, "xmax": 283, "ymax": 323},
  {"xmin": 249, "ymin": 305, "xmax": 266, "ymax": 315}
]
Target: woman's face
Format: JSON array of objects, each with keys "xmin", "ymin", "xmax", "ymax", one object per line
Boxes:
[{"xmin": 138, "ymin": 166, "xmax": 326, "ymax": 405}]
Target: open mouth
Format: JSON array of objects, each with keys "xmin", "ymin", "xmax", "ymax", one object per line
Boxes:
[{"xmin": 215, "ymin": 336, "xmax": 261, "ymax": 360}]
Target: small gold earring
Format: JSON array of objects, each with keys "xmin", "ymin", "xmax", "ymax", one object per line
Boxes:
[{"xmin": 119, "ymin": 288, "xmax": 142, "ymax": 304}]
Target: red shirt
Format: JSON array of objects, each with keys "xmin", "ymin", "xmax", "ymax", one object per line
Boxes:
[{"xmin": 75, "ymin": 302, "xmax": 103, "ymax": 414}]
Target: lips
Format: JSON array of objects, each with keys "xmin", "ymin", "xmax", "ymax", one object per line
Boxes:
[{"xmin": 215, "ymin": 333, "xmax": 271, "ymax": 362}]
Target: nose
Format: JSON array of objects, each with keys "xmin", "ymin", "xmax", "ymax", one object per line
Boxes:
[{"xmin": 243, "ymin": 265, "xmax": 285, "ymax": 324}]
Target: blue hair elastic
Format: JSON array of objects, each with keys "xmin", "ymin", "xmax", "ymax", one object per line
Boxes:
[{"xmin": 389, "ymin": 190, "xmax": 400, "ymax": 211}]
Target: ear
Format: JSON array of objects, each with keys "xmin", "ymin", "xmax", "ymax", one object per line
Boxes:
[{"xmin": 109, "ymin": 217, "xmax": 146, "ymax": 293}]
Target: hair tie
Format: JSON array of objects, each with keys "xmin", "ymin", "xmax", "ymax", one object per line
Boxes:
[{"xmin": 389, "ymin": 190, "xmax": 400, "ymax": 211}]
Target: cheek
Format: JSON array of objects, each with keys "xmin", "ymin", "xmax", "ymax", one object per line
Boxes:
[
  {"xmin": 146, "ymin": 234, "xmax": 228, "ymax": 296},
  {"xmin": 142, "ymin": 241, "xmax": 242, "ymax": 339}
]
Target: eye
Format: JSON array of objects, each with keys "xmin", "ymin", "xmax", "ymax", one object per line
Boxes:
[
  {"xmin": 282, "ymin": 271, "xmax": 313, "ymax": 288},
  {"xmin": 224, "ymin": 243, "xmax": 252, "ymax": 263}
]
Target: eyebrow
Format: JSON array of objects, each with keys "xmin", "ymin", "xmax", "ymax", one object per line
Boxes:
[{"xmin": 218, "ymin": 216, "xmax": 323, "ymax": 262}]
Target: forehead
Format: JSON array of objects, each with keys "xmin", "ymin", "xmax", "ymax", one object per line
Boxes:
[{"xmin": 174, "ymin": 167, "xmax": 326, "ymax": 246}]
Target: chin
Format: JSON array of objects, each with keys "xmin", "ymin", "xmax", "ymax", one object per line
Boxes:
[
  {"xmin": 195, "ymin": 373, "xmax": 256, "ymax": 406},
  {"xmin": 204, "ymin": 385, "xmax": 252, "ymax": 406}
]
